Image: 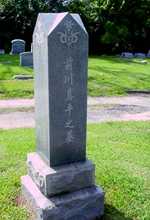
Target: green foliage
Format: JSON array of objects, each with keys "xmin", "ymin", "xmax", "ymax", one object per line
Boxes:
[
  {"xmin": 0, "ymin": 0, "xmax": 150, "ymax": 53},
  {"xmin": 101, "ymin": 21, "xmax": 129, "ymax": 45},
  {"xmin": 66, "ymin": 0, "xmax": 150, "ymax": 53},
  {"xmin": 0, "ymin": 0, "xmax": 65, "ymax": 51}
]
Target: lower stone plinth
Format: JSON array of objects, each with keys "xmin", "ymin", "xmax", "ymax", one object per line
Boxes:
[
  {"xmin": 27, "ymin": 152, "xmax": 95, "ymax": 197},
  {"xmin": 21, "ymin": 175, "xmax": 104, "ymax": 220}
]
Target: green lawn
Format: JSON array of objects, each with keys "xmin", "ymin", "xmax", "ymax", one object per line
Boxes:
[
  {"xmin": 0, "ymin": 80, "xmax": 33, "ymax": 98},
  {"xmin": 89, "ymin": 56, "xmax": 150, "ymax": 96},
  {"xmin": 0, "ymin": 122, "xmax": 150, "ymax": 219},
  {"xmin": 0, "ymin": 54, "xmax": 150, "ymax": 98}
]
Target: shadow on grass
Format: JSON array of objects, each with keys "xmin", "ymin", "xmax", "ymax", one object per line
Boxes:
[{"xmin": 99, "ymin": 204, "xmax": 133, "ymax": 220}]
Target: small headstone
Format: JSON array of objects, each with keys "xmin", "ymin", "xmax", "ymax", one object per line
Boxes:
[
  {"xmin": 20, "ymin": 52, "xmax": 33, "ymax": 67},
  {"xmin": 121, "ymin": 52, "xmax": 134, "ymax": 58},
  {"xmin": 10, "ymin": 39, "xmax": 25, "ymax": 54},
  {"xmin": 21, "ymin": 12, "xmax": 104, "ymax": 220},
  {"xmin": 134, "ymin": 52, "xmax": 146, "ymax": 58},
  {"xmin": 0, "ymin": 49, "xmax": 5, "ymax": 54}
]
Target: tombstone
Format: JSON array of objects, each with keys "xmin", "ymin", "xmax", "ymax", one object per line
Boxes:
[
  {"xmin": 20, "ymin": 52, "xmax": 33, "ymax": 67},
  {"xmin": 0, "ymin": 49, "xmax": 5, "ymax": 54},
  {"xmin": 10, "ymin": 39, "xmax": 25, "ymax": 54},
  {"xmin": 147, "ymin": 50, "xmax": 150, "ymax": 58},
  {"xmin": 121, "ymin": 52, "xmax": 134, "ymax": 58},
  {"xmin": 21, "ymin": 13, "xmax": 104, "ymax": 220},
  {"xmin": 134, "ymin": 52, "xmax": 146, "ymax": 58}
]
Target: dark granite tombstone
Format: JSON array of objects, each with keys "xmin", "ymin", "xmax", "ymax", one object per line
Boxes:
[
  {"xmin": 21, "ymin": 13, "xmax": 104, "ymax": 220},
  {"xmin": 121, "ymin": 52, "xmax": 134, "ymax": 58},
  {"xmin": 11, "ymin": 39, "xmax": 25, "ymax": 54},
  {"xmin": 33, "ymin": 13, "xmax": 88, "ymax": 167}
]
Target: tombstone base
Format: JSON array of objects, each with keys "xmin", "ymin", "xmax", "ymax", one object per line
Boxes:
[
  {"xmin": 21, "ymin": 175, "xmax": 104, "ymax": 220},
  {"xmin": 27, "ymin": 152, "xmax": 95, "ymax": 197}
]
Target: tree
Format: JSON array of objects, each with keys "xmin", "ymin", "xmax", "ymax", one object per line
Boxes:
[
  {"xmin": 0, "ymin": 0, "xmax": 65, "ymax": 51},
  {"xmin": 66, "ymin": 0, "xmax": 150, "ymax": 54},
  {"xmin": 0, "ymin": 0, "xmax": 150, "ymax": 53}
]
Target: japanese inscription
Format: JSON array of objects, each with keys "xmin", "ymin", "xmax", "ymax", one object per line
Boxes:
[
  {"xmin": 64, "ymin": 56, "xmax": 74, "ymax": 144},
  {"xmin": 34, "ymin": 13, "xmax": 88, "ymax": 166},
  {"xmin": 59, "ymin": 19, "xmax": 80, "ymax": 144}
]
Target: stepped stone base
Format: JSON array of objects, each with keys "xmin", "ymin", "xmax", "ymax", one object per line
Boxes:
[
  {"xmin": 27, "ymin": 152, "xmax": 95, "ymax": 197},
  {"xmin": 21, "ymin": 175, "xmax": 104, "ymax": 220}
]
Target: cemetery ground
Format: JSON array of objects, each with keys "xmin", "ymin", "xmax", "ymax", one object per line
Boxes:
[
  {"xmin": 0, "ymin": 121, "xmax": 150, "ymax": 220},
  {"xmin": 0, "ymin": 54, "xmax": 150, "ymax": 98},
  {"xmin": 0, "ymin": 54, "xmax": 150, "ymax": 220}
]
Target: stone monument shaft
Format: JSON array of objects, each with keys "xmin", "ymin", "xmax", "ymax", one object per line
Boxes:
[
  {"xmin": 21, "ymin": 13, "xmax": 104, "ymax": 220},
  {"xmin": 33, "ymin": 13, "xmax": 88, "ymax": 166}
]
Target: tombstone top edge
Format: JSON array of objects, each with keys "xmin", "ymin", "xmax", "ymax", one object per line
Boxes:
[
  {"xmin": 20, "ymin": 51, "xmax": 32, "ymax": 55},
  {"xmin": 11, "ymin": 39, "xmax": 25, "ymax": 43},
  {"xmin": 33, "ymin": 12, "xmax": 88, "ymax": 37}
]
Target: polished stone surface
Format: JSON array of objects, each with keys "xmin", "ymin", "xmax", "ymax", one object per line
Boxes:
[
  {"xmin": 21, "ymin": 175, "xmax": 104, "ymax": 220},
  {"xmin": 27, "ymin": 152, "xmax": 95, "ymax": 197},
  {"xmin": 33, "ymin": 13, "xmax": 88, "ymax": 166}
]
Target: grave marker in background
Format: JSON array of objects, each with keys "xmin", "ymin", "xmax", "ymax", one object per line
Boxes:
[
  {"xmin": 21, "ymin": 12, "xmax": 104, "ymax": 220},
  {"xmin": 20, "ymin": 51, "xmax": 33, "ymax": 67},
  {"xmin": 0, "ymin": 49, "xmax": 5, "ymax": 54},
  {"xmin": 10, "ymin": 39, "xmax": 25, "ymax": 54}
]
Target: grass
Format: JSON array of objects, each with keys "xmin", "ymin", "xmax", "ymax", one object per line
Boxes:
[
  {"xmin": 0, "ymin": 55, "xmax": 150, "ymax": 98},
  {"xmin": 88, "ymin": 56, "xmax": 150, "ymax": 96},
  {"xmin": 0, "ymin": 55, "xmax": 33, "ymax": 80},
  {"xmin": 0, "ymin": 121, "xmax": 150, "ymax": 219},
  {"xmin": 0, "ymin": 55, "xmax": 33, "ymax": 99},
  {"xmin": 0, "ymin": 80, "xmax": 33, "ymax": 99}
]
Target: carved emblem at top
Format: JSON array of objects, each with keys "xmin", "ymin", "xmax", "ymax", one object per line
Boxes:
[{"xmin": 58, "ymin": 19, "xmax": 79, "ymax": 47}]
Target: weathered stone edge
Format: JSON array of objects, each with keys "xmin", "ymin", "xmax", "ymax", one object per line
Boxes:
[
  {"xmin": 27, "ymin": 152, "xmax": 95, "ymax": 197},
  {"xmin": 21, "ymin": 175, "xmax": 104, "ymax": 220}
]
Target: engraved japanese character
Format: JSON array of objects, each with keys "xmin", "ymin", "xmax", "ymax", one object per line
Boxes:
[
  {"xmin": 65, "ymin": 129, "xmax": 74, "ymax": 143},
  {"xmin": 66, "ymin": 87, "xmax": 73, "ymax": 101},
  {"xmin": 65, "ymin": 120, "xmax": 74, "ymax": 129},
  {"xmin": 64, "ymin": 74, "xmax": 73, "ymax": 85},
  {"xmin": 65, "ymin": 103, "xmax": 73, "ymax": 117},
  {"xmin": 64, "ymin": 57, "xmax": 73, "ymax": 71}
]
